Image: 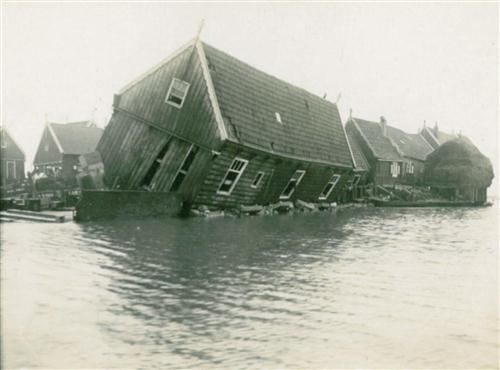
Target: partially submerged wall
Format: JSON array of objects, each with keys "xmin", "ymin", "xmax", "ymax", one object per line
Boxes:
[{"xmin": 75, "ymin": 190, "xmax": 182, "ymax": 221}]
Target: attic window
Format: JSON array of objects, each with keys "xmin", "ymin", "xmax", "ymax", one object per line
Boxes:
[
  {"xmin": 1, "ymin": 139, "xmax": 6, "ymax": 149},
  {"xmin": 275, "ymin": 112, "xmax": 282, "ymax": 124},
  {"xmin": 44, "ymin": 143, "xmax": 49, "ymax": 152},
  {"xmin": 217, "ymin": 157, "xmax": 248, "ymax": 195},
  {"xmin": 165, "ymin": 78, "xmax": 190, "ymax": 108},
  {"xmin": 319, "ymin": 174, "xmax": 341, "ymax": 200},
  {"xmin": 280, "ymin": 170, "xmax": 305, "ymax": 200}
]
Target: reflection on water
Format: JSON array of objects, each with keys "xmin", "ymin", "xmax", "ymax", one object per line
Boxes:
[{"xmin": 1, "ymin": 205, "xmax": 498, "ymax": 368}]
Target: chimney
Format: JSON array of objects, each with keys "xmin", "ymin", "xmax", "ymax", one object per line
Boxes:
[
  {"xmin": 380, "ymin": 116, "xmax": 387, "ymax": 136},
  {"xmin": 433, "ymin": 121, "xmax": 438, "ymax": 136}
]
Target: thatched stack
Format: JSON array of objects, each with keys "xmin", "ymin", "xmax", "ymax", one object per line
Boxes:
[{"xmin": 424, "ymin": 137, "xmax": 494, "ymax": 188}]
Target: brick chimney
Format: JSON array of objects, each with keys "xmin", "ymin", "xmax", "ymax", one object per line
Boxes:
[
  {"xmin": 433, "ymin": 121, "xmax": 439, "ymax": 136},
  {"xmin": 380, "ymin": 116, "xmax": 387, "ymax": 136}
]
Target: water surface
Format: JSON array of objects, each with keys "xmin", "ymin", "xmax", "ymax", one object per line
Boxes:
[{"xmin": 1, "ymin": 205, "xmax": 498, "ymax": 368}]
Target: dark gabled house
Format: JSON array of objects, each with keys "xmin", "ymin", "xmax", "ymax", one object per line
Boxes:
[
  {"xmin": 0, "ymin": 127, "xmax": 25, "ymax": 185},
  {"xmin": 33, "ymin": 121, "xmax": 103, "ymax": 184},
  {"xmin": 420, "ymin": 122, "xmax": 458, "ymax": 150},
  {"xmin": 345, "ymin": 116, "xmax": 434, "ymax": 187},
  {"xmin": 97, "ymin": 38, "xmax": 355, "ymax": 209}
]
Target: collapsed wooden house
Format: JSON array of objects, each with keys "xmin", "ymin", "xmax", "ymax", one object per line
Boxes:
[
  {"xmin": 96, "ymin": 38, "xmax": 356, "ymax": 209},
  {"xmin": 345, "ymin": 116, "xmax": 434, "ymax": 187},
  {"xmin": 33, "ymin": 121, "xmax": 103, "ymax": 184}
]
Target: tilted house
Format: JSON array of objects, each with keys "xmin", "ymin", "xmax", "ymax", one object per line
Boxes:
[
  {"xmin": 33, "ymin": 121, "xmax": 103, "ymax": 183},
  {"xmin": 420, "ymin": 122, "xmax": 458, "ymax": 150},
  {"xmin": 0, "ymin": 127, "xmax": 25, "ymax": 185},
  {"xmin": 97, "ymin": 38, "xmax": 355, "ymax": 209},
  {"xmin": 345, "ymin": 116, "xmax": 434, "ymax": 187}
]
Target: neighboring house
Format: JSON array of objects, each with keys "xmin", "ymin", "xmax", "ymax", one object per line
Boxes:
[
  {"xmin": 0, "ymin": 127, "xmax": 25, "ymax": 185},
  {"xmin": 345, "ymin": 116, "xmax": 434, "ymax": 187},
  {"xmin": 420, "ymin": 122, "xmax": 458, "ymax": 150},
  {"xmin": 97, "ymin": 38, "xmax": 355, "ymax": 209},
  {"xmin": 33, "ymin": 121, "xmax": 103, "ymax": 184}
]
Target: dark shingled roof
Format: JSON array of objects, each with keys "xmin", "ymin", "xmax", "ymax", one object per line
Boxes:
[
  {"xmin": 203, "ymin": 43, "xmax": 353, "ymax": 168},
  {"xmin": 49, "ymin": 121, "xmax": 103, "ymax": 155},
  {"xmin": 351, "ymin": 118, "xmax": 402, "ymax": 161},
  {"xmin": 1, "ymin": 128, "xmax": 25, "ymax": 160},
  {"xmin": 345, "ymin": 126, "xmax": 370, "ymax": 171},
  {"xmin": 385, "ymin": 126, "xmax": 434, "ymax": 161},
  {"xmin": 352, "ymin": 117, "xmax": 434, "ymax": 161}
]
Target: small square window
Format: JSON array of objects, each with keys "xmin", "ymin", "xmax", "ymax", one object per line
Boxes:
[{"xmin": 165, "ymin": 78, "xmax": 190, "ymax": 108}]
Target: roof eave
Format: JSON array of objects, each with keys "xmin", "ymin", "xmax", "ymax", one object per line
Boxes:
[
  {"xmin": 195, "ymin": 40, "xmax": 228, "ymax": 141},
  {"xmin": 226, "ymin": 138, "xmax": 353, "ymax": 170}
]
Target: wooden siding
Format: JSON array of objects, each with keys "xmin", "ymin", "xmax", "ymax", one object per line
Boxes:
[
  {"xmin": 117, "ymin": 44, "xmax": 222, "ymax": 149},
  {"xmin": 62, "ymin": 155, "xmax": 80, "ymax": 182},
  {"xmin": 1, "ymin": 159, "xmax": 25, "ymax": 185},
  {"xmin": 373, "ymin": 161, "xmax": 403, "ymax": 187},
  {"xmin": 33, "ymin": 127, "xmax": 63, "ymax": 165},
  {"xmin": 194, "ymin": 141, "xmax": 352, "ymax": 208}
]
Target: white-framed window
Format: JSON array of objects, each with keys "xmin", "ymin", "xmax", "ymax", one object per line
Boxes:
[
  {"xmin": 44, "ymin": 142, "xmax": 49, "ymax": 152},
  {"xmin": 406, "ymin": 161, "xmax": 414, "ymax": 174},
  {"xmin": 251, "ymin": 172, "xmax": 265, "ymax": 188},
  {"xmin": 319, "ymin": 173, "xmax": 341, "ymax": 200},
  {"xmin": 217, "ymin": 157, "xmax": 248, "ymax": 195},
  {"xmin": 6, "ymin": 160, "xmax": 16, "ymax": 179},
  {"xmin": 165, "ymin": 78, "xmax": 190, "ymax": 108},
  {"xmin": 390, "ymin": 161, "xmax": 400, "ymax": 178},
  {"xmin": 1, "ymin": 138, "xmax": 7, "ymax": 149},
  {"xmin": 275, "ymin": 112, "xmax": 282, "ymax": 124},
  {"xmin": 170, "ymin": 145, "xmax": 198, "ymax": 191},
  {"xmin": 280, "ymin": 170, "xmax": 306, "ymax": 199}
]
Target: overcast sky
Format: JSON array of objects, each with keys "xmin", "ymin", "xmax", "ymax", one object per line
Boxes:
[{"xmin": 2, "ymin": 2, "xmax": 498, "ymax": 190}]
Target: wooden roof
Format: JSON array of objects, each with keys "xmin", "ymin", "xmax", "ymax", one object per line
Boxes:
[
  {"xmin": 350, "ymin": 118, "xmax": 403, "ymax": 161},
  {"xmin": 351, "ymin": 117, "xmax": 433, "ymax": 162},
  {"xmin": 421, "ymin": 126, "xmax": 457, "ymax": 147},
  {"xmin": 49, "ymin": 121, "xmax": 103, "ymax": 155},
  {"xmin": 345, "ymin": 126, "xmax": 370, "ymax": 171},
  {"xmin": 202, "ymin": 43, "xmax": 353, "ymax": 168},
  {"xmin": 0, "ymin": 128, "xmax": 25, "ymax": 160},
  {"xmin": 386, "ymin": 126, "xmax": 434, "ymax": 161}
]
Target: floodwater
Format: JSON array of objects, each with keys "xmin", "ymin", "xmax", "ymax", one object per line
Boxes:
[{"xmin": 1, "ymin": 204, "xmax": 498, "ymax": 369}]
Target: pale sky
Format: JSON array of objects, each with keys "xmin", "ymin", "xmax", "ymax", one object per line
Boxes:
[{"xmin": 2, "ymin": 2, "xmax": 498, "ymax": 191}]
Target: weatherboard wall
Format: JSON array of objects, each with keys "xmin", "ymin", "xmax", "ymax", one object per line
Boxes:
[
  {"xmin": 33, "ymin": 126, "xmax": 63, "ymax": 166},
  {"xmin": 193, "ymin": 141, "xmax": 352, "ymax": 208}
]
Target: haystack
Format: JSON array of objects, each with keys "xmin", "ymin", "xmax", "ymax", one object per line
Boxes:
[{"xmin": 424, "ymin": 137, "xmax": 494, "ymax": 188}]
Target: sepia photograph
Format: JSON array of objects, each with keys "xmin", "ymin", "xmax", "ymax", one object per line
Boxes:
[{"xmin": 1, "ymin": 1, "xmax": 498, "ymax": 369}]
